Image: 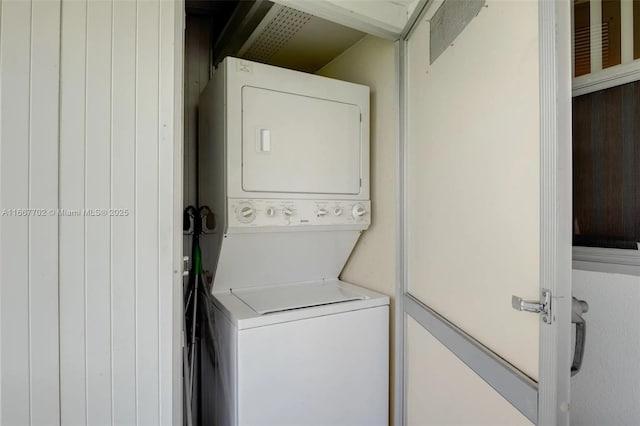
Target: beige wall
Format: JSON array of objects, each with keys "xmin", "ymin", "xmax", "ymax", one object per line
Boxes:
[
  {"xmin": 317, "ymin": 35, "xmax": 398, "ymax": 423},
  {"xmin": 407, "ymin": 0, "xmax": 540, "ymax": 381},
  {"xmin": 404, "ymin": 0, "xmax": 540, "ymax": 424},
  {"xmin": 406, "ymin": 317, "xmax": 532, "ymax": 426}
]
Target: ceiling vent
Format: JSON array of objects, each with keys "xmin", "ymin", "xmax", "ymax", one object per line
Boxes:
[
  {"xmin": 214, "ymin": 1, "xmax": 366, "ymax": 73},
  {"xmin": 240, "ymin": 6, "xmax": 313, "ymax": 63}
]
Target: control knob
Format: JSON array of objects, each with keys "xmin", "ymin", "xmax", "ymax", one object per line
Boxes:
[
  {"xmin": 282, "ymin": 207, "xmax": 294, "ymax": 217},
  {"xmin": 352, "ymin": 204, "xmax": 367, "ymax": 219},
  {"xmin": 236, "ymin": 202, "xmax": 255, "ymax": 223},
  {"xmin": 317, "ymin": 208, "xmax": 328, "ymax": 217},
  {"xmin": 265, "ymin": 207, "xmax": 276, "ymax": 217}
]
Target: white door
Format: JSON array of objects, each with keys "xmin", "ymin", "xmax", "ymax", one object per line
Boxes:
[
  {"xmin": 399, "ymin": 1, "xmax": 572, "ymax": 425},
  {"xmin": 242, "ymin": 86, "xmax": 362, "ymax": 194}
]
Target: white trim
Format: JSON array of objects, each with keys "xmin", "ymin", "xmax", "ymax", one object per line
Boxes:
[
  {"xmin": 573, "ymin": 59, "xmax": 640, "ymax": 96},
  {"xmin": 172, "ymin": 1, "xmax": 185, "ymax": 424},
  {"xmin": 401, "ymin": 0, "xmax": 430, "ymax": 39},
  {"xmin": 393, "ymin": 39, "xmax": 406, "ymax": 426},
  {"xmin": 573, "ymin": 245, "xmax": 640, "ymax": 276},
  {"xmin": 538, "ymin": 1, "xmax": 573, "ymax": 424},
  {"xmin": 396, "ymin": 1, "xmax": 433, "ymax": 423}
]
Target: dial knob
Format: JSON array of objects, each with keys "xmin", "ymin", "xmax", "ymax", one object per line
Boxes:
[
  {"xmin": 265, "ymin": 207, "xmax": 276, "ymax": 217},
  {"xmin": 352, "ymin": 204, "xmax": 367, "ymax": 218},
  {"xmin": 282, "ymin": 207, "xmax": 294, "ymax": 217},
  {"xmin": 236, "ymin": 202, "xmax": 255, "ymax": 223},
  {"xmin": 317, "ymin": 208, "xmax": 328, "ymax": 217},
  {"xmin": 333, "ymin": 207, "xmax": 343, "ymax": 216}
]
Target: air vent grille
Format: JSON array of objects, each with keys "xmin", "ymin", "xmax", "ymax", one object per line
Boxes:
[{"xmin": 243, "ymin": 6, "xmax": 312, "ymax": 63}]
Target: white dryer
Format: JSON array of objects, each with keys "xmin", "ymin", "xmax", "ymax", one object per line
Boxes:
[{"xmin": 199, "ymin": 57, "xmax": 388, "ymax": 426}]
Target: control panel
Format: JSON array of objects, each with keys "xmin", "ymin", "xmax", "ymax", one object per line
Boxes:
[{"xmin": 228, "ymin": 198, "xmax": 371, "ymax": 228}]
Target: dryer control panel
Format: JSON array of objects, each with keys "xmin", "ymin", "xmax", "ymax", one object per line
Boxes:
[{"xmin": 228, "ymin": 198, "xmax": 371, "ymax": 229}]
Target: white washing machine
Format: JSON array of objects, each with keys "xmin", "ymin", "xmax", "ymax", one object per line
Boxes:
[{"xmin": 199, "ymin": 57, "xmax": 388, "ymax": 426}]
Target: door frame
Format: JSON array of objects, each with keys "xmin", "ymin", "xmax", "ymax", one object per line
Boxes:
[
  {"xmin": 172, "ymin": 1, "xmax": 185, "ymax": 424},
  {"xmin": 394, "ymin": 0, "xmax": 573, "ymax": 424}
]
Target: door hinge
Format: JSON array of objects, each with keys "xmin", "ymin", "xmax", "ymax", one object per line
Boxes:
[{"xmin": 512, "ymin": 289, "xmax": 552, "ymax": 324}]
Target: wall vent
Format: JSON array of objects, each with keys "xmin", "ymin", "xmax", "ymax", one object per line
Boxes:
[{"xmin": 430, "ymin": 0, "xmax": 486, "ymax": 64}]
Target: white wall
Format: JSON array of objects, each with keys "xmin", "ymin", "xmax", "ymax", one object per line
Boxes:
[
  {"xmin": 571, "ymin": 269, "xmax": 640, "ymax": 426},
  {"xmin": 0, "ymin": 1, "xmax": 61, "ymax": 423},
  {"xmin": 0, "ymin": 1, "xmax": 183, "ymax": 424},
  {"xmin": 316, "ymin": 35, "xmax": 398, "ymax": 422}
]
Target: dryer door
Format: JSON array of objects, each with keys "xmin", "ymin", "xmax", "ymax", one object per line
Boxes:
[{"xmin": 242, "ymin": 86, "xmax": 361, "ymax": 195}]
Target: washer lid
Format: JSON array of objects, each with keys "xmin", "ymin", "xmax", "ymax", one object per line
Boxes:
[{"xmin": 232, "ymin": 281, "xmax": 366, "ymax": 314}]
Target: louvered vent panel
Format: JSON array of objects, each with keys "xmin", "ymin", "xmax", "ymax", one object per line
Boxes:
[
  {"xmin": 574, "ymin": 22, "xmax": 610, "ymax": 76},
  {"xmin": 243, "ymin": 6, "xmax": 312, "ymax": 63}
]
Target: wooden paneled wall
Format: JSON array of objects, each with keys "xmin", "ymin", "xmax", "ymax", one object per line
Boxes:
[
  {"xmin": 0, "ymin": 1, "xmax": 183, "ymax": 424},
  {"xmin": 0, "ymin": 1, "xmax": 61, "ymax": 423}
]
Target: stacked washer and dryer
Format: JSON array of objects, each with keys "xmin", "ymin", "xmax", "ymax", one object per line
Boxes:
[{"xmin": 199, "ymin": 57, "xmax": 389, "ymax": 426}]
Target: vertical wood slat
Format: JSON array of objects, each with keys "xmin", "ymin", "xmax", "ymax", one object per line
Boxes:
[
  {"xmin": 59, "ymin": 0, "xmax": 88, "ymax": 424},
  {"xmin": 572, "ymin": 94, "xmax": 594, "ymax": 234},
  {"xmin": 0, "ymin": 1, "xmax": 32, "ymax": 424},
  {"xmin": 85, "ymin": 0, "xmax": 113, "ymax": 424},
  {"xmin": 136, "ymin": 0, "xmax": 161, "ymax": 423},
  {"xmin": 601, "ymin": 0, "xmax": 621, "ymax": 68},
  {"xmin": 633, "ymin": 84, "xmax": 640, "ymax": 239},
  {"xmin": 159, "ymin": 1, "xmax": 182, "ymax": 423},
  {"xmin": 621, "ymin": 0, "xmax": 633, "ymax": 63},
  {"xmin": 0, "ymin": 0, "xmax": 2, "ymax": 422},
  {"xmin": 111, "ymin": 1, "xmax": 137, "ymax": 424},
  {"xmin": 574, "ymin": 0, "xmax": 592, "ymax": 76},
  {"xmin": 591, "ymin": 0, "xmax": 603, "ymax": 72},
  {"xmin": 29, "ymin": 0, "xmax": 61, "ymax": 424},
  {"xmin": 622, "ymin": 83, "xmax": 637, "ymax": 238},
  {"xmin": 589, "ymin": 91, "xmax": 605, "ymax": 229},
  {"xmin": 600, "ymin": 86, "xmax": 623, "ymax": 235},
  {"xmin": 1, "ymin": 0, "xmax": 180, "ymax": 423}
]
